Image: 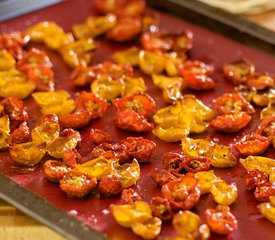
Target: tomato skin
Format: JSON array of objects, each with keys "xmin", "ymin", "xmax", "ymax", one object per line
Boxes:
[
  {"xmin": 98, "ymin": 174, "xmax": 122, "ymax": 196},
  {"xmin": 60, "ymin": 169, "xmax": 97, "ymax": 198},
  {"xmin": 44, "ymin": 160, "xmax": 72, "ymax": 183},
  {"xmin": 89, "ymin": 128, "xmax": 113, "ymax": 145},
  {"xmin": 122, "ymin": 137, "xmax": 156, "ymax": 162},
  {"xmin": 107, "ymin": 17, "xmax": 141, "ymax": 42},
  {"xmin": 223, "ymin": 59, "xmax": 255, "ymax": 85},
  {"xmin": 112, "ymin": 93, "xmax": 156, "ymax": 118},
  {"xmin": 234, "ymin": 133, "xmax": 270, "ymax": 156},
  {"xmin": 210, "ymin": 112, "xmax": 251, "ymax": 132},
  {"xmin": 246, "ymin": 169, "xmax": 269, "ymax": 192},
  {"xmin": 161, "ymin": 152, "xmax": 186, "ymax": 173},
  {"xmin": 10, "ymin": 122, "xmax": 30, "ymax": 144},
  {"xmin": 161, "ymin": 173, "xmax": 200, "ymax": 210},
  {"xmin": 115, "ymin": 109, "xmax": 154, "ymax": 132},
  {"xmin": 184, "ymin": 156, "xmax": 211, "ymax": 173},
  {"xmin": 121, "ymin": 188, "xmax": 142, "ymax": 204},
  {"xmin": 214, "ymin": 92, "xmax": 255, "ymax": 115},
  {"xmin": 205, "ymin": 205, "xmax": 238, "ymax": 235},
  {"xmin": 254, "ymin": 183, "xmax": 275, "ymax": 202},
  {"xmin": 150, "ymin": 196, "xmax": 173, "ymax": 221}
]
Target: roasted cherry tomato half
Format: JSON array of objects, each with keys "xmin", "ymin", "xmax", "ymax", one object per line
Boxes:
[
  {"xmin": 121, "ymin": 188, "xmax": 142, "ymax": 204},
  {"xmin": 183, "ymin": 73, "xmax": 215, "ymax": 91},
  {"xmin": 112, "ymin": 93, "xmax": 156, "ymax": 118},
  {"xmin": 234, "ymin": 133, "xmax": 270, "ymax": 156},
  {"xmin": 60, "ymin": 169, "xmax": 97, "ymax": 198},
  {"xmin": 114, "ymin": 109, "xmax": 154, "ymax": 132},
  {"xmin": 89, "ymin": 128, "xmax": 112, "ymax": 145},
  {"xmin": 150, "ymin": 169, "xmax": 177, "ymax": 186},
  {"xmin": 195, "ymin": 170, "xmax": 219, "ymax": 195},
  {"xmin": 205, "ymin": 205, "xmax": 238, "ymax": 235},
  {"xmin": 59, "ymin": 111, "xmax": 91, "ymax": 129},
  {"xmin": 184, "ymin": 156, "xmax": 211, "ymax": 173},
  {"xmin": 63, "ymin": 148, "xmax": 81, "ymax": 167},
  {"xmin": 246, "ymin": 169, "xmax": 269, "ymax": 192},
  {"xmin": 107, "ymin": 17, "xmax": 141, "ymax": 42},
  {"xmin": 256, "ymin": 115, "xmax": 275, "ymax": 141},
  {"xmin": 213, "ymin": 92, "xmax": 255, "ymax": 115},
  {"xmin": 44, "ymin": 160, "xmax": 72, "ymax": 183},
  {"xmin": 161, "ymin": 152, "xmax": 186, "ymax": 173},
  {"xmin": 98, "ymin": 174, "xmax": 122, "ymax": 197},
  {"xmin": 179, "ymin": 60, "xmax": 214, "ymax": 76},
  {"xmin": 254, "ymin": 183, "xmax": 275, "ymax": 202},
  {"xmin": 150, "ymin": 196, "xmax": 173, "ymax": 221},
  {"xmin": 161, "ymin": 173, "xmax": 200, "ymax": 210},
  {"xmin": 258, "ymin": 200, "xmax": 275, "ymax": 224},
  {"xmin": 246, "ymin": 72, "xmax": 274, "ymax": 90},
  {"xmin": 240, "ymin": 156, "xmax": 275, "ymax": 175},
  {"xmin": 223, "ymin": 59, "xmax": 255, "ymax": 85},
  {"xmin": 70, "ymin": 65, "xmax": 95, "ymax": 87},
  {"xmin": 10, "ymin": 121, "xmax": 30, "ymax": 144},
  {"xmin": 122, "ymin": 137, "xmax": 156, "ymax": 163},
  {"xmin": 210, "ymin": 112, "xmax": 251, "ymax": 133}
]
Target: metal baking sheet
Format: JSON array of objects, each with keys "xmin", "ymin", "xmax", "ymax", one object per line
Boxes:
[{"xmin": 0, "ymin": 0, "xmax": 274, "ymax": 239}]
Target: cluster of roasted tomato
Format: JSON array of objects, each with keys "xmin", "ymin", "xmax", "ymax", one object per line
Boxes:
[{"xmin": 0, "ymin": 0, "xmax": 275, "ymax": 239}]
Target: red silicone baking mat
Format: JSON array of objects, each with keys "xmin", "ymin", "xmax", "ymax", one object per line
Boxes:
[{"xmin": 0, "ymin": 0, "xmax": 274, "ymax": 239}]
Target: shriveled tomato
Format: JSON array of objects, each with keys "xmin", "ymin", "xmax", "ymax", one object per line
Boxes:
[
  {"xmin": 59, "ymin": 111, "xmax": 92, "ymax": 129},
  {"xmin": 98, "ymin": 174, "xmax": 122, "ymax": 196},
  {"xmin": 44, "ymin": 160, "xmax": 72, "ymax": 183},
  {"xmin": 47, "ymin": 128, "xmax": 81, "ymax": 159},
  {"xmin": 223, "ymin": 59, "xmax": 255, "ymax": 85},
  {"xmin": 210, "ymin": 180, "xmax": 238, "ymax": 206},
  {"xmin": 246, "ymin": 169, "xmax": 269, "ymax": 192},
  {"xmin": 234, "ymin": 133, "xmax": 270, "ymax": 156},
  {"xmin": 246, "ymin": 72, "xmax": 274, "ymax": 90},
  {"xmin": 76, "ymin": 156, "xmax": 115, "ymax": 180},
  {"xmin": 240, "ymin": 156, "xmax": 275, "ymax": 175},
  {"xmin": 121, "ymin": 188, "xmax": 142, "ymax": 204},
  {"xmin": 107, "ymin": 17, "xmax": 141, "ymax": 42},
  {"xmin": 184, "ymin": 73, "xmax": 215, "ymax": 91},
  {"xmin": 89, "ymin": 128, "xmax": 112, "ymax": 145},
  {"xmin": 11, "ymin": 122, "xmax": 30, "ymax": 144},
  {"xmin": 70, "ymin": 65, "xmax": 95, "ymax": 87},
  {"xmin": 179, "ymin": 60, "xmax": 214, "ymax": 76},
  {"xmin": 172, "ymin": 210, "xmax": 201, "ymax": 239},
  {"xmin": 1, "ymin": 97, "xmax": 28, "ymax": 130},
  {"xmin": 254, "ymin": 183, "xmax": 275, "ymax": 202},
  {"xmin": 9, "ymin": 141, "xmax": 47, "ymax": 166},
  {"xmin": 161, "ymin": 152, "xmax": 186, "ymax": 173},
  {"xmin": 195, "ymin": 170, "xmax": 219, "ymax": 195},
  {"xmin": 205, "ymin": 205, "xmax": 238, "ymax": 235},
  {"xmin": 122, "ymin": 137, "xmax": 156, "ymax": 162},
  {"xmin": 63, "ymin": 148, "xmax": 81, "ymax": 167},
  {"xmin": 184, "ymin": 156, "xmax": 211, "ymax": 173},
  {"xmin": 210, "ymin": 112, "xmax": 251, "ymax": 132},
  {"xmin": 256, "ymin": 116, "xmax": 275, "ymax": 140},
  {"xmin": 113, "ymin": 93, "xmax": 156, "ymax": 118},
  {"xmin": 150, "ymin": 197, "xmax": 173, "ymax": 221},
  {"xmin": 213, "ymin": 92, "xmax": 255, "ymax": 114},
  {"xmin": 150, "ymin": 169, "xmax": 177, "ymax": 186},
  {"xmin": 162, "ymin": 173, "xmax": 200, "ymax": 210},
  {"xmin": 31, "ymin": 114, "xmax": 60, "ymax": 145},
  {"xmin": 111, "ymin": 159, "xmax": 140, "ymax": 188},
  {"xmin": 90, "ymin": 142, "xmax": 128, "ymax": 162},
  {"xmin": 114, "ymin": 109, "xmax": 154, "ymax": 132},
  {"xmin": 60, "ymin": 169, "xmax": 97, "ymax": 198}
]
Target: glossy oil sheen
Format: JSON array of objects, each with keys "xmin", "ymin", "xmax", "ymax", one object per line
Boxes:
[{"xmin": 0, "ymin": 0, "xmax": 275, "ymax": 239}]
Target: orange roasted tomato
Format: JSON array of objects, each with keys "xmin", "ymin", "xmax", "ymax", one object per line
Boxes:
[
  {"xmin": 205, "ymin": 205, "xmax": 238, "ymax": 235},
  {"xmin": 89, "ymin": 128, "xmax": 113, "ymax": 145},
  {"xmin": 70, "ymin": 65, "xmax": 96, "ymax": 87},
  {"xmin": 10, "ymin": 121, "xmax": 31, "ymax": 144},
  {"xmin": 161, "ymin": 173, "xmax": 201, "ymax": 210},
  {"xmin": 210, "ymin": 112, "xmax": 251, "ymax": 132},
  {"xmin": 183, "ymin": 156, "xmax": 211, "ymax": 173},
  {"xmin": 150, "ymin": 196, "xmax": 173, "ymax": 221},
  {"xmin": 122, "ymin": 137, "xmax": 156, "ymax": 163},
  {"xmin": 44, "ymin": 159, "xmax": 73, "ymax": 183},
  {"xmin": 112, "ymin": 93, "xmax": 156, "ymax": 118},
  {"xmin": 223, "ymin": 59, "xmax": 255, "ymax": 85},
  {"xmin": 150, "ymin": 169, "xmax": 177, "ymax": 186},
  {"xmin": 213, "ymin": 92, "xmax": 255, "ymax": 115},
  {"xmin": 98, "ymin": 174, "xmax": 122, "ymax": 197},
  {"xmin": 234, "ymin": 133, "xmax": 270, "ymax": 156},
  {"xmin": 161, "ymin": 152, "xmax": 186, "ymax": 174},
  {"xmin": 246, "ymin": 72, "xmax": 274, "ymax": 90},
  {"xmin": 60, "ymin": 169, "xmax": 97, "ymax": 198},
  {"xmin": 107, "ymin": 17, "xmax": 142, "ymax": 42},
  {"xmin": 256, "ymin": 116, "xmax": 275, "ymax": 147},
  {"xmin": 121, "ymin": 188, "xmax": 142, "ymax": 204}
]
